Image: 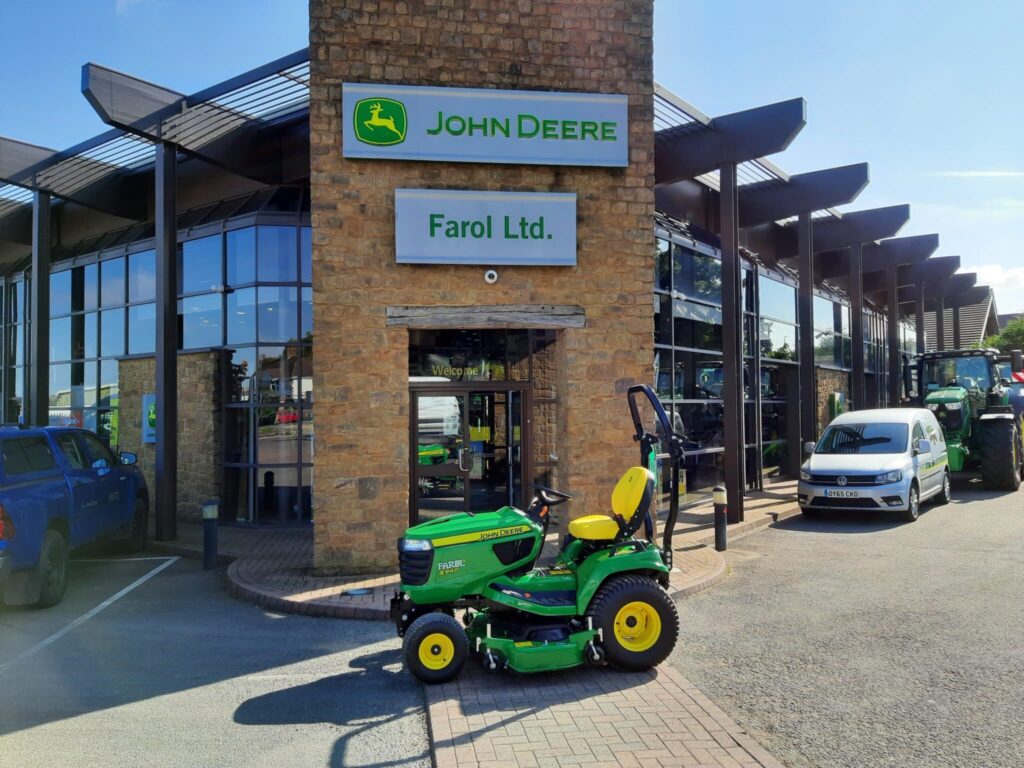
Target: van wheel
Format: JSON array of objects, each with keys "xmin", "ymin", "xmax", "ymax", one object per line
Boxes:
[
  {"xmin": 120, "ymin": 499, "xmax": 148, "ymax": 554},
  {"xmin": 932, "ymin": 471, "xmax": 951, "ymax": 506},
  {"xmin": 901, "ymin": 484, "xmax": 920, "ymax": 523},
  {"xmin": 36, "ymin": 530, "xmax": 69, "ymax": 608}
]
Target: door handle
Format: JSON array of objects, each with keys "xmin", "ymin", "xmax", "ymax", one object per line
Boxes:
[{"xmin": 457, "ymin": 448, "xmax": 473, "ymax": 472}]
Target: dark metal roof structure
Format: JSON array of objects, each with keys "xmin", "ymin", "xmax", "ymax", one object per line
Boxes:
[{"xmin": 924, "ymin": 287, "xmax": 999, "ymax": 349}]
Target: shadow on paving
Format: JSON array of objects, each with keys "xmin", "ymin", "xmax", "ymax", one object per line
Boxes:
[
  {"xmin": 234, "ymin": 648, "xmax": 431, "ymax": 768},
  {"xmin": 0, "ymin": 559, "xmax": 419, "ymax": 745},
  {"xmin": 772, "ymin": 510, "xmax": 908, "ymax": 534}
]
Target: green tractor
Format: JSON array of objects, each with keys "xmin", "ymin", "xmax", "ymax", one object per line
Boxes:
[
  {"xmin": 912, "ymin": 348, "xmax": 1024, "ymax": 491},
  {"xmin": 390, "ymin": 384, "xmax": 685, "ymax": 683}
]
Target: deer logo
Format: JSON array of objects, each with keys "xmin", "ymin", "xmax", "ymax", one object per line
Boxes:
[{"xmin": 353, "ymin": 97, "xmax": 408, "ymax": 146}]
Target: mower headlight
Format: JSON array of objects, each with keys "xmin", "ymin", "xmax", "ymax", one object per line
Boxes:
[
  {"xmin": 400, "ymin": 538, "xmax": 433, "ymax": 552},
  {"xmin": 944, "ymin": 402, "xmax": 962, "ymax": 411},
  {"xmin": 876, "ymin": 470, "xmax": 903, "ymax": 484}
]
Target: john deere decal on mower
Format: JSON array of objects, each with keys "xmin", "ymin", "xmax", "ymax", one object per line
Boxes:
[{"xmin": 390, "ymin": 384, "xmax": 686, "ymax": 683}]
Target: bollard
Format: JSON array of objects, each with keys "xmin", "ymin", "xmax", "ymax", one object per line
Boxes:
[
  {"xmin": 712, "ymin": 485, "xmax": 728, "ymax": 552},
  {"xmin": 202, "ymin": 499, "xmax": 219, "ymax": 570}
]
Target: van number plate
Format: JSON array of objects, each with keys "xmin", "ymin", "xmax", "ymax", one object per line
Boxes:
[{"xmin": 824, "ymin": 489, "xmax": 859, "ymax": 498}]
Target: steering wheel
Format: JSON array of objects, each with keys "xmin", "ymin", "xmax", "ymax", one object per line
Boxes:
[{"xmin": 531, "ymin": 483, "xmax": 573, "ymax": 506}]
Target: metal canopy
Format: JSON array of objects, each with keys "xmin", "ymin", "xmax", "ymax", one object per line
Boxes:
[
  {"xmin": 82, "ymin": 48, "xmax": 310, "ymax": 184},
  {"xmin": 860, "ymin": 254, "xmax": 960, "ymax": 293},
  {"xmin": 0, "ymin": 134, "xmax": 150, "ymax": 220},
  {"xmin": 654, "ymin": 98, "xmax": 805, "ymax": 185},
  {"xmin": 777, "ymin": 204, "xmax": 910, "ymax": 261},
  {"xmin": 896, "ymin": 272, "xmax": 977, "ymax": 304},
  {"xmin": 820, "ymin": 233, "xmax": 938, "ymax": 280},
  {"xmin": 738, "ymin": 162, "xmax": 870, "ymax": 227}
]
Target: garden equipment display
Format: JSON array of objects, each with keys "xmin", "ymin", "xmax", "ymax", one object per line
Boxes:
[{"xmin": 391, "ymin": 384, "xmax": 685, "ymax": 684}]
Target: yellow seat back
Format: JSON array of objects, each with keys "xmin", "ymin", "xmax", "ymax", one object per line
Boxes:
[{"xmin": 611, "ymin": 466, "xmax": 655, "ymax": 522}]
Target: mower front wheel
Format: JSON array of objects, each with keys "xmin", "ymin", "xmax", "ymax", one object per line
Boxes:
[
  {"xmin": 403, "ymin": 612, "xmax": 469, "ymax": 685},
  {"xmin": 586, "ymin": 575, "xmax": 679, "ymax": 671}
]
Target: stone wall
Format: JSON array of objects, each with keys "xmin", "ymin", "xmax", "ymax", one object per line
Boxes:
[
  {"xmin": 816, "ymin": 367, "xmax": 851, "ymax": 432},
  {"xmin": 118, "ymin": 351, "xmax": 224, "ymax": 521},
  {"xmin": 310, "ymin": 0, "xmax": 655, "ymax": 572}
]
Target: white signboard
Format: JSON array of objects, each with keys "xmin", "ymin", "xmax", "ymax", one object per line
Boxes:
[
  {"xmin": 395, "ymin": 189, "xmax": 577, "ymax": 266},
  {"xmin": 343, "ymin": 82, "xmax": 628, "ymax": 167}
]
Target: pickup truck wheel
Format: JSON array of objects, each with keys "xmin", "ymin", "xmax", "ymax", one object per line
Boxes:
[
  {"xmin": 36, "ymin": 530, "xmax": 69, "ymax": 608},
  {"xmin": 121, "ymin": 499, "xmax": 148, "ymax": 554}
]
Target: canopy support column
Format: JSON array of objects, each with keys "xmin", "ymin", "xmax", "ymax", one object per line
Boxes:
[
  {"xmin": 28, "ymin": 191, "xmax": 50, "ymax": 426},
  {"xmin": 720, "ymin": 162, "xmax": 744, "ymax": 523},
  {"xmin": 953, "ymin": 301, "xmax": 962, "ymax": 349},
  {"xmin": 154, "ymin": 143, "xmax": 178, "ymax": 542},
  {"xmin": 887, "ymin": 265, "xmax": 901, "ymax": 405},
  {"xmin": 797, "ymin": 212, "xmax": 816, "ymax": 448},
  {"xmin": 935, "ymin": 295, "xmax": 946, "ymax": 352},
  {"xmin": 849, "ymin": 242, "xmax": 865, "ymax": 410},
  {"xmin": 915, "ymin": 284, "xmax": 926, "ymax": 354}
]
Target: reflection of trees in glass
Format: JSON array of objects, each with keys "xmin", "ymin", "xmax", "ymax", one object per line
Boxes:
[
  {"xmin": 692, "ymin": 254, "xmax": 722, "ymax": 301},
  {"xmin": 763, "ymin": 341, "xmax": 795, "ymax": 361}
]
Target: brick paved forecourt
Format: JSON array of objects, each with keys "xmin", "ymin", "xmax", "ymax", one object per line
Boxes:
[{"xmin": 427, "ymin": 663, "xmax": 785, "ymax": 768}]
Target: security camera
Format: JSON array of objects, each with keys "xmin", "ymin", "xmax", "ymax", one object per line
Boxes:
[{"xmin": 484, "ymin": 269, "xmax": 499, "ymax": 284}]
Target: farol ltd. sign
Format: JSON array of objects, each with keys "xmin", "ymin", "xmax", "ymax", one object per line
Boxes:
[
  {"xmin": 394, "ymin": 189, "xmax": 576, "ymax": 266},
  {"xmin": 343, "ymin": 83, "xmax": 627, "ymax": 167}
]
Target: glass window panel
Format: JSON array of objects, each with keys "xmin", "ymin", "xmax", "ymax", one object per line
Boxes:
[
  {"xmin": 50, "ymin": 271, "xmax": 72, "ymax": 317},
  {"xmin": 8, "ymin": 280, "xmax": 25, "ymax": 323},
  {"xmin": 655, "ymin": 237, "xmax": 671, "ymax": 292},
  {"xmin": 257, "ymin": 286, "xmax": 299, "ymax": 343},
  {"xmin": 760, "ymin": 319, "xmax": 797, "ymax": 361},
  {"xmin": 224, "ymin": 408, "xmax": 251, "ymax": 463},
  {"xmin": 299, "ymin": 346, "xmax": 313, "ymax": 407},
  {"xmin": 83, "ymin": 361, "xmax": 97, "ymax": 407},
  {"xmin": 101, "ymin": 258, "xmax": 125, "ymax": 307},
  {"xmin": 654, "ymin": 349, "xmax": 671, "ymax": 399},
  {"xmin": 83, "ymin": 312, "xmax": 98, "ymax": 359},
  {"xmin": 13, "ymin": 324, "xmax": 24, "ymax": 367},
  {"xmin": 227, "ymin": 228, "xmax": 256, "ymax": 287},
  {"xmin": 759, "ymin": 365, "xmax": 788, "ymax": 400},
  {"xmin": 227, "ymin": 288, "xmax": 257, "ymax": 345},
  {"xmin": 761, "ymin": 403, "xmax": 788, "ymax": 442},
  {"xmin": 673, "ymin": 299, "xmax": 722, "ymax": 352},
  {"xmin": 814, "ymin": 332, "xmax": 838, "ymax": 366},
  {"xmin": 257, "ymin": 226, "xmax": 298, "ymax": 282},
  {"xmin": 99, "ymin": 359, "xmax": 119, "ymax": 405},
  {"xmin": 50, "ymin": 316, "xmax": 72, "ymax": 361},
  {"xmin": 255, "ymin": 465, "xmax": 302, "ymax": 523},
  {"xmin": 813, "ymin": 296, "xmax": 835, "ymax": 335},
  {"xmin": 228, "ymin": 347, "xmax": 257, "ymax": 402},
  {"xmin": 82, "ymin": 263, "xmax": 98, "ymax": 311},
  {"xmin": 300, "ymin": 287, "xmax": 312, "ymax": 341},
  {"xmin": 655, "ymin": 294, "xmax": 672, "ymax": 346},
  {"xmin": 300, "ymin": 226, "xmax": 312, "ymax": 284},
  {"xmin": 255, "ymin": 346, "xmax": 300, "ymax": 405},
  {"xmin": 49, "ymin": 364, "xmax": 71, "ymax": 408},
  {"xmin": 673, "ymin": 245, "xmax": 722, "ymax": 304},
  {"xmin": 839, "ymin": 303, "xmax": 851, "ymax": 335},
  {"xmin": 668, "ymin": 350, "xmax": 724, "ymax": 399},
  {"xmin": 179, "ymin": 236, "xmax": 223, "ymax": 295},
  {"xmin": 223, "ymin": 467, "xmax": 251, "ymax": 523},
  {"xmin": 180, "ymin": 293, "xmax": 222, "ymax": 349},
  {"xmin": 128, "ymin": 250, "xmax": 156, "ymax": 303},
  {"xmin": 758, "ymin": 275, "xmax": 796, "ymax": 323},
  {"xmin": 100, "ymin": 308, "xmax": 124, "ymax": 357},
  {"xmin": 128, "ymin": 302, "xmax": 156, "ymax": 354}
]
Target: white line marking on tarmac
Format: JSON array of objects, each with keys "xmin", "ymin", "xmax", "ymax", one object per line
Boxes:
[
  {"xmin": 0, "ymin": 556, "xmax": 179, "ymax": 677},
  {"xmin": 73, "ymin": 556, "xmax": 178, "ymax": 563}
]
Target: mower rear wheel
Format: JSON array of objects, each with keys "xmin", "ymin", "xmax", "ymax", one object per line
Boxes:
[
  {"xmin": 403, "ymin": 612, "xmax": 468, "ymax": 684},
  {"xmin": 586, "ymin": 575, "xmax": 678, "ymax": 671}
]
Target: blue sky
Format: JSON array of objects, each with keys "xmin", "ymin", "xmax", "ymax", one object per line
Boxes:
[{"xmin": 1, "ymin": 1, "xmax": 1020, "ymax": 311}]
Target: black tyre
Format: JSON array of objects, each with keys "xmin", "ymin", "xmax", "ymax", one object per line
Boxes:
[
  {"xmin": 119, "ymin": 498, "xmax": 148, "ymax": 554},
  {"xmin": 901, "ymin": 483, "xmax": 920, "ymax": 523},
  {"xmin": 979, "ymin": 418, "xmax": 1022, "ymax": 491},
  {"xmin": 403, "ymin": 612, "xmax": 469, "ymax": 684},
  {"xmin": 932, "ymin": 470, "xmax": 951, "ymax": 506},
  {"xmin": 36, "ymin": 530, "xmax": 69, "ymax": 609},
  {"xmin": 585, "ymin": 574, "xmax": 678, "ymax": 671}
]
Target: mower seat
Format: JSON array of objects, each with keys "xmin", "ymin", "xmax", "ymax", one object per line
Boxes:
[{"xmin": 567, "ymin": 466, "xmax": 655, "ymax": 541}]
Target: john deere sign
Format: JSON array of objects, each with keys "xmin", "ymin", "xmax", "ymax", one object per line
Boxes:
[{"xmin": 342, "ymin": 83, "xmax": 627, "ymax": 167}]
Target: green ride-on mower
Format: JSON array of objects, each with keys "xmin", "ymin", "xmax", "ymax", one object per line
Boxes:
[
  {"xmin": 390, "ymin": 384, "xmax": 685, "ymax": 684},
  {"xmin": 911, "ymin": 348, "xmax": 1024, "ymax": 491}
]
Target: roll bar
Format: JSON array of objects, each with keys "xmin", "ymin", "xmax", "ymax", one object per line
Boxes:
[{"xmin": 626, "ymin": 384, "xmax": 685, "ymax": 567}]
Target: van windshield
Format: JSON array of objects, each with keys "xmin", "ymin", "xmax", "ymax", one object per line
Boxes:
[{"xmin": 815, "ymin": 423, "xmax": 908, "ymax": 455}]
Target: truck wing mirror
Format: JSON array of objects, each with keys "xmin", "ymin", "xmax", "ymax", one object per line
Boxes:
[{"xmin": 804, "ymin": 441, "xmax": 816, "ymax": 455}]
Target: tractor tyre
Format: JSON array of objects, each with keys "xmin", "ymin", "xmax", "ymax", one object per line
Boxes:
[
  {"xmin": 979, "ymin": 418, "xmax": 1022, "ymax": 492},
  {"xmin": 586, "ymin": 574, "xmax": 678, "ymax": 671},
  {"xmin": 403, "ymin": 612, "xmax": 469, "ymax": 684}
]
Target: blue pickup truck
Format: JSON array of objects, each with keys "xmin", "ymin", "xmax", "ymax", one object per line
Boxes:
[{"xmin": 0, "ymin": 426, "xmax": 149, "ymax": 608}]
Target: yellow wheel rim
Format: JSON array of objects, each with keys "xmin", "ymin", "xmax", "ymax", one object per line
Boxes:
[
  {"xmin": 418, "ymin": 632, "xmax": 455, "ymax": 671},
  {"xmin": 613, "ymin": 601, "xmax": 662, "ymax": 652}
]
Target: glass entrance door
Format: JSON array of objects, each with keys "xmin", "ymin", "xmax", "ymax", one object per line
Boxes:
[{"xmin": 410, "ymin": 385, "xmax": 529, "ymax": 525}]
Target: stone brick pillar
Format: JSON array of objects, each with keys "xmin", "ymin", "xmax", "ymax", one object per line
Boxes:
[
  {"xmin": 816, "ymin": 367, "xmax": 851, "ymax": 429},
  {"xmin": 118, "ymin": 350, "xmax": 224, "ymax": 522},
  {"xmin": 310, "ymin": 0, "xmax": 655, "ymax": 572}
]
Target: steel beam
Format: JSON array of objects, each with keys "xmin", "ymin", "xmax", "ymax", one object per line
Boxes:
[
  {"xmin": 915, "ymin": 283, "xmax": 926, "ymax": 354},
  {"xmin": 719, "ymin": 162, "xmax": 745, "ymax": 523},
  {"xmin": 154, "ymin": 143, "xmax": 177, "ymax": 541},
  {"xmin": 886, "ymin": 265, "xmax": 901, "ymax": 405},
  {"xmin": 953, "ymin": 301, "xmax": 962, "ymax": 349},
  {"xmin": 655, "ymin": 98, "xmax": 806, "ymax": 185},
  {"xmin": 850, "ymin": 242, "xmax": 866, "ymax": 409},
  {"xmin": 895, "ymin": 272, "xmax": 976, "ymax": 305},
  {"xmin": 28, "ymin": 192, "xmax": 50, "ymax": 426},
  {"xmin": 777, "ymin": 204, "xmax": 910, "ymax": 261},
  {"xmin": 797, "ymin": 212, "xmax": 816, "ymax": 446},
  {"xmin": 739, "ymin": 163, "xmax": 870, "ymax": 228},
  {"xmin": 935, "ymin": 295, "xmax": 945, "ymax": 351}
]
